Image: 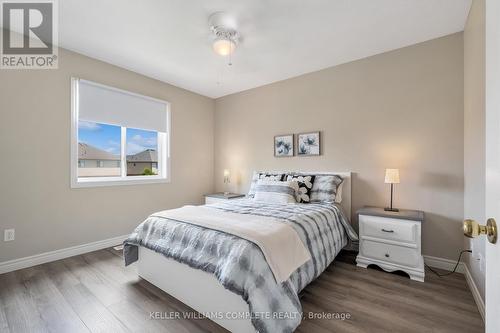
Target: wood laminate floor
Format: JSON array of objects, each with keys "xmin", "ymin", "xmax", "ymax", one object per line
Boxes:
[{"xmin": 0, "ymin": 248, "xmax": 484, "ymax": 333}]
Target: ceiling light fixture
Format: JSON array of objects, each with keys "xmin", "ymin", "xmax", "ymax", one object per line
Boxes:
[
  {"xmin": 209, "ymin": 12, "xmax": 239, "ymax": 60},
  {"xmin": 213, "ymin": 33, "xmax": 236, "ymax": 57}
]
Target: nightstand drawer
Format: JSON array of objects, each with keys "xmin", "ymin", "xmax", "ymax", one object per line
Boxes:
[
  {"xmin": 361, "ymin": 240, "xmax": 420, "ymax": 268},
  {"xmin": 360, "ymin": 215, "xmax": 417, "ymax": 244}
]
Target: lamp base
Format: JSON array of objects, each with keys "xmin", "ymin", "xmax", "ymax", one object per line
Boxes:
[{"xmin": 384, "ymin": 207, "xmax": 400, "ymax": 212}]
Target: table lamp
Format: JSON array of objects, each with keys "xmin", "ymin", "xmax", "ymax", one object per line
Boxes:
[
  {"xmin": 223, "ymin": 169, "xmax": 230, "ymax": 196},
  {"xmin": 384, "ymin": 168, "xmax": 400, "ymax": 212}
]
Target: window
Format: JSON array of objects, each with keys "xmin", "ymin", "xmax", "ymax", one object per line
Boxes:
[
  {"xmin": 71, "ymin": 78, "xmax": 170, "ymax": 188},
  {"xmin": 126, "ymin": 128, "xmax": 158, "ymax": 176},
  {"xmin": 78, "ymin": 121, "xmax": 121, "ymax": 177}
]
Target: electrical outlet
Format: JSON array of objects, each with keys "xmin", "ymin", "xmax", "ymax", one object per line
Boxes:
[
  {"xmin": 478, "ymin": 253, "xmax": 484, "ymax": 272},
  {"xmin": 4, "ymin": 229, "xmax": 15, "ymax": 242}
]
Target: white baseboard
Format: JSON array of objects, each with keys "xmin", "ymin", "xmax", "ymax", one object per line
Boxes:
[
  {"xmin": 423, "ymin": 255, "xmax": 465, "ymax": 274},
  {"xmin": 424, "ymin": 255, "xmax": 484, "ymax": 322},
  {"xmin": 0, "ymin": 234, "xmax": 128, "ymax": 275},
  {"xmin": 463, "ymin": 264, "xmax": 485, "ymax": 321}
]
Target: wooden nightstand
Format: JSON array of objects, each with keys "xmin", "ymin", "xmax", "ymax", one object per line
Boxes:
[
  {"xmin": 205, "ymin": 193, "xmax": 245, "ymax": 204},
  {"xmin": 356, "ymin": 207, "xmax": 425, "ymax": 282}
]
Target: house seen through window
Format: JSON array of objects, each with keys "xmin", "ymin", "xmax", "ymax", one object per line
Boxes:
[
  {"xmin": 78, "ymin": 121, "xmax": 121, "ymax": 177},
  {"xmin": 126, "ymin": 128, "xmax": 158, "ymax": 176}
]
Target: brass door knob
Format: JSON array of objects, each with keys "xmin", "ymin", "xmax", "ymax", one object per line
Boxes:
[{"xmin": 463, "ymin": 218, "xmax": 497, "ymax": 244}]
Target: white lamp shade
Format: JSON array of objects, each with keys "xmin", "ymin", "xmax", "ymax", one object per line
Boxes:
[
  {"xmin": 213, "ymin": 38, "xmax": 236, "ymax": 56},
  {"xmin": 223, "ymin": 169, "xmax": 231, "ymax": 183},
  {"xmin": 384, "ymin": 169, "xmax": 400, "ymax": 184}
]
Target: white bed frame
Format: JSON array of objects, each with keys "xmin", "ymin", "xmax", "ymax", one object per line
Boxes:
[{"xmin": 136, "ymin": 172, "xmax": 352, "ymax": 333}]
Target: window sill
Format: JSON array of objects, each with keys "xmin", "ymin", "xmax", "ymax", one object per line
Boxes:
[{"xmin": 71, "ymin": 176, "xmax": 170, "ymax": 188}]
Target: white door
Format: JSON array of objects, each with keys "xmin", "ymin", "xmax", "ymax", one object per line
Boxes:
[{"xmin": 485, "ymin": 1, "xmax": 500, "ymax": 331}]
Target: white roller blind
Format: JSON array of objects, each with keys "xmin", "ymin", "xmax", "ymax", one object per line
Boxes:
[{"xmin": 78, "ymin": 79, "xmax": 168, "ymax": 132}]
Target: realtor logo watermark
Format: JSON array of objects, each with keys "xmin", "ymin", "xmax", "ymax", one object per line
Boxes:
[{"xmin": 1, "ymin": 0, "xmax": 58, "ymax": 69}]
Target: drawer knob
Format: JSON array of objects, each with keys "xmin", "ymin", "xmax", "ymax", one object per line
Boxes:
[
  {"xmin": 385, "ymin": 253, "xmax": 390, "ymax": 258},
  {"xmin": 381, "ymin": 229, "xmax": 394, "ymax": 233}
]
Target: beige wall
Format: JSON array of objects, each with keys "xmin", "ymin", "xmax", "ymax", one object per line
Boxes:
[
  {"xmin": 0, "ymin": 47, "xmax": 215, "ymax": 262},
  {"xmin": 464, "ymin": 0, "xmax": 486, "ymax": 300},
  {"xmin": 215, "ymin": 33, "xmax": 464, "ymax": 260}
]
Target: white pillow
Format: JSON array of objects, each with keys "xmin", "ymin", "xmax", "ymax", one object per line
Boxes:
[
  {"xmin": 247, "ymin": 171, "xmax": 285, "ymax": 197},
  {"xmin": 253, "ymin": 180, "xmax": 298, "ymax": 204}
]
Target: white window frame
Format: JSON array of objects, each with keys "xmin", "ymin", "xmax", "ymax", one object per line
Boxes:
[{"xmin": 70, "ymin": 77, "xmax": 171, "ymax": 188}]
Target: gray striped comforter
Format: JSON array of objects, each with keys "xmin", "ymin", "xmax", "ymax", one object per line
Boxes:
[{"xmin": 124, "ymin": 199, "xmax": 358, "ymax": 333}]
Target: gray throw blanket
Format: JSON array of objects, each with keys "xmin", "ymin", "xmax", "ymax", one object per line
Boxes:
[{"xmin": 124, "ymin": 199, "xmax": 358, "ymax": 333}]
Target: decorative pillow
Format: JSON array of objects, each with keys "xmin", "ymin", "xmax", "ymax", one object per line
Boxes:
[
  {"xmin": 247, "ymin": 171, "xmax": 285, "ymax": 197},
  {"xmin": 309, "ymin": 174, "xmax": 343, "ymax": 203},
  {"xmin": 286, "ymin": 174, "xmax": 316, "ymax": 203},
  {"xmin": 253, "ymin": 180, "xmax": 298, "ymax": 204}
]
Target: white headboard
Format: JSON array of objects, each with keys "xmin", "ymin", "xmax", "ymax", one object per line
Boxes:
[
  {"xmin": 331, "ymin": 171, "xmax": 352, "ymax": 221},
  {"xmin": 259, "ymin": 171, "xmax": 352, "ymax": 222}
]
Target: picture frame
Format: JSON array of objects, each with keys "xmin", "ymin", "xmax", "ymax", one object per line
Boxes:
[
  {"xmin": 274, "ymin": 134, "xmax": 294, "ymax": 157},
  {"xmin": 297, "ymin": 131, "xmax": 320, "ymax": 156}
]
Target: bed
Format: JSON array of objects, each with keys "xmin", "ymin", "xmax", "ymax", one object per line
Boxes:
[{"xmin": 124, "ymin": 172, "xmax": 356, "ymax": 333}]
